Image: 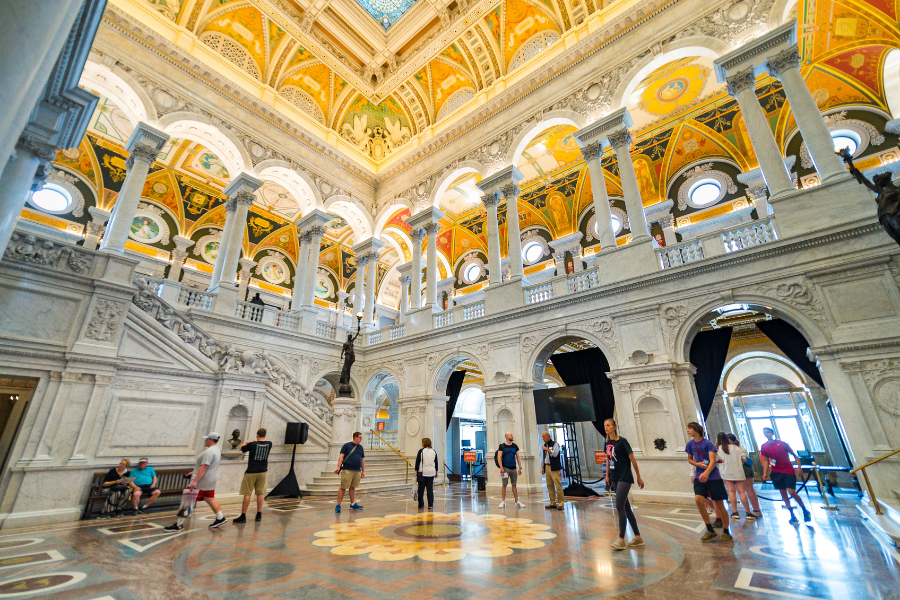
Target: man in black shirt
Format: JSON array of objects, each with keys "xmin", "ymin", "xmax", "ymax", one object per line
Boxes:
[{"xmin": 235, "ymin": 428, "xmax": 273, "ymax": 523}]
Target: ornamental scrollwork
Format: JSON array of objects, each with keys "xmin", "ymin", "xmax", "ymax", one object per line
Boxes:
[{"xmin": 85, "ymin": 299, "xmax": 126, "ymax": 342}]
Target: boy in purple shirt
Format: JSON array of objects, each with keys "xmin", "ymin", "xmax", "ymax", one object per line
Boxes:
[{"xmin": 685, "ymin": 422, "xmax": 732, "ymax": 543}]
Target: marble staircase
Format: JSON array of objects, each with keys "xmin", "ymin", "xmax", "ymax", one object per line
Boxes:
[
  {"xmin": 301, "ymin": 449, "xmax": 415, "ymax": 496},
  {"xmin": 857, "ymin": 492, "xmax": 900, "ymax": 546}
]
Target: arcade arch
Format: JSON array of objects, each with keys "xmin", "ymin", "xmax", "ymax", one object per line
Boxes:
[
  {"xmin": 508, "ymin": 116, "xmax": 583, "ymax": 168},
  {"xmin": 158, "ymin": 115, "xmax": 250, "ymax": 176}
]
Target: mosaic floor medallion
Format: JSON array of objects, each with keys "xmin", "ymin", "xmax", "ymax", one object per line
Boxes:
[{"xmin": 312, "ymin": 511, "xmax": 556, "ymax": 561}]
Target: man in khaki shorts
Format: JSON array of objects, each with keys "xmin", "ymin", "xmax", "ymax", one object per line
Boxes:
[
  {"xmin": 333, "ymin": 431, "xmax": 365, "ymax": 513},
  {"xmin": 235, "ymin": 428, "xmax": 272, "ymax": 523}
]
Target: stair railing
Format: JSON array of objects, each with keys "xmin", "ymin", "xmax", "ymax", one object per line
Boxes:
[
  {"xmin": 850, "ymin": 447, "xmax": 900, "ymax": 515},
  {"xmin": 369, "ymin": 428, "xmax": 412, "ymax": 484}
]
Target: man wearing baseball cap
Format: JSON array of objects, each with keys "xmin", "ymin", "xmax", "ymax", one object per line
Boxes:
[
  {"xmin": 129, "ymin": 457, "xmax": 160, "ymax": 515},
  {"xmin": 165, "ymin": 432, "xmax": 226, "ymax": 531}
]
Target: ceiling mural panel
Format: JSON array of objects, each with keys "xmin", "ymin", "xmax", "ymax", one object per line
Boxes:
[{"xmin": 356, "ymin": 0, "xmax": 418, "ymax": 29}]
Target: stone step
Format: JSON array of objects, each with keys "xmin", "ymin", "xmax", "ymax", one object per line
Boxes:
[
  {"xmin": 302, "ymin": 481, "xmax": 415, "ymax": 495},
  {"xmin": 857, "ymin": 496, "xmax": 900, "ymax": 546}
]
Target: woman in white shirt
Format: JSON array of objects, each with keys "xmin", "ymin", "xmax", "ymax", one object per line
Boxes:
[
  {"xmin": 415, "ymin": 438, "xmax": 439, "ymax": 510},
  {"xmin": 716, "ymin": 432, "xmax": 757, "ymax": 521}
]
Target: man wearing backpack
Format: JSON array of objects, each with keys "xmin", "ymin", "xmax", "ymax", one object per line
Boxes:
[
  {"xmin": 495, "ymin": 431, "xmax": 525, "ymax": 509},
  {"xmin": 333, "ymin": 431, "xmax": 365, "ymax": 513}
]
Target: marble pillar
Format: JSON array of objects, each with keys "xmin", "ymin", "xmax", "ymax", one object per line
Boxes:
[
  {"xmin": 217, "ymin": 173, "xmax": 264, "ymax": 290},
  {"xmin": 409, "ymin": 228, "xmax": 425, "ymax": 309},
  {"xmin": 237, "ymin": 257, "xmax": 256, "ymax": 301},
  {"xmin": 481, "ymin": 195, "xmax": 502, "ymax": 284},
  {"xmin": 352, "ymin": 254, "xmax": 367, "ymax": 316},
  {"xmin": 302, "ymin": 226, "xmax": 326, "ymax": 307},
  {"xmin": 291, "ymin": 229, "xmax": 311, "ymax": 311},
  {"xmin": 767, "ymin": 47, "xmax": 846, "ymax": 183},
  {"xmin": 580, "ymin": 143, "xmax": 617, "ymax": 250},
  {"xmin": 82, "ymin": 206, "xmax": 109, "ymax": 250},
  {"xmin": 398, "ymin": 273, "xmax": 412, "ymax": 323},
  {"xmin": 167, "ymin": 236, "xmax": 195, "ymax": 283},
  {"xmin": 725, "ymin": 70, "xmax": 795, "ymax": 198},
  {"xmin": 208, "ymin": 200, "xmax": 236, "ymax": 290},
  {"xmin": 608, "ymin": 128, "xmax": 651, "ymax": 241},
  {"xmin": 0, "ymin": 135, "xmax": 53, "ymax": 256},
  {"xmin": 501, "ymin": 183, "xmax": 524, "ymax": 279},
  {"xmin": 424, "ymin": 222, "xmax": 441, "ymax": 307},
  {"xmin": 100, "ymin": 123, "xmax": 169, "ymax": 255},
  {"xmin": 364, "ymin": 251, "xmax": 380, "ymax": 324}
]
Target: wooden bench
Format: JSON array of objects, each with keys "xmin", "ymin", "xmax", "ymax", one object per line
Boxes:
[{"xmin": 81, "ymin": 467, "xmax": 193, "ymax": 520}]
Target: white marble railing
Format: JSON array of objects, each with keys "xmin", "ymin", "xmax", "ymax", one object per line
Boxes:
[
  {"xmin": 463, "ymin": 301, "xmax": 484, "ymax": 321},
  {"xmin": 178, "ymin": 287, "xmax": 215, "ymax": 311},
  {"xmin": 389, "ymin": 325, "xmax": 405, "ymax": 340},
  {"xmin": 525, "ymin": 282, "xmax": 553, "ymax": 304},
  {"xmin": 569, "ymin": 269, "xmax": 599, "ymax": 293},
  {"xmin": 722, "ymin": 219, "xmax": 778, "ymax": 253},
  {"xmin": 368, "ymin": 330, "xmax": 383, "ymax": 345},
  {"xmin": 273, "ymin": 310, "xmax": 300, "ymax": 331},
  {"xmin": 143, "ymin": 277, "xmax": 163, "ymax": 295},
  {"xmin": 316, "ymin": 321, "xmax": 336, "ymax": 339},
  {"xmin": 367, "ymin": 430, "xmax": 398, "ymax": 449},
  {"xmin": 658, "ymin": 240, "xmax": 704, "ymax": 269},
  {"xmin": 235, "ymin": 300, "xmax": 264, "ymax": 322},
  {"xmin": 434, "ymin": 310, "xmax": 453, "ymax": 328}
]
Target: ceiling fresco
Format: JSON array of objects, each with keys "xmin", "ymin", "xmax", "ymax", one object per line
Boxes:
[{"xmin": 356, "ymin": 0, "xmax": 418, "ymax": 29}]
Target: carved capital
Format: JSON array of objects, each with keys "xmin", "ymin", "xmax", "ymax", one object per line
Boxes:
[
  {"xmin": 298, "ymin": 230, "xmax": 314, "ymax": 245},
  {"xmin": 126, "ymin": 143, "xmax": 161, "ymax": 169},
  {"xmin": 767, "ymin": 46, "xmax": 802, "ymax": 79},
  {"xmin": 480, "ymin": 193, "xmax": 500, "ymax": 209},
  {"xmin": 400, "ymin": 274, "xmax": 412, "ymax": 284},
  {"xmin": 233, "ymin": 190, "xmax": 255, "ymax": 207},
  {"xmin": 308, "ymin": 225, "xmax": 328, "ymax": 239},
  {"xmin": 364, "ymin": 250, "xmax": 379, "ymax": 263},
  {"xmin": 355, "ymin": 254, "xmax": 370, "ymax": 268},
  {"xmin": 409, "ymin": 227, "xmax": 427, "ymax": 242},
  {"xmin": 580, "ymin": 143, "xmax": 602, "ymax": 162},
  {"xmin": 607, "ymin": 129, "xmax": 632, "ymax": 151},
  {"xmin": 500, "ymin": 183, "xmax": 520, "ymax": 202},
  {"xmin": 16, "ymin": 134, "xmax": 56, "ymax": 161},
  {"xmin": 726, "ymin": 68, "xmax": 756, "ymax": 97},
  {"xmin": 423, "ymin": 222, "xmax": 441, "ymax": 236},
  {"xmin": 172, "ymin": 249, "xmax": 189, "ymax": 263},
  {"xmin": 225, "ymin": 197, "xmax": 238, "ymax": 213},
  {"xmin": 86, "ymin": 221, "xmax": 105, "ymax": 237}
]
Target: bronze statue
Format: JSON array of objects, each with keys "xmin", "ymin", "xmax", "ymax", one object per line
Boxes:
[
  {"xmin": 228, "ymin": 429, "xmax": 241, "ymax": 450},
  {"xmin": 338, "ymin": 315, "xmax": 362, "ymax": 396},
  {"xmin": 840, "ymin": 147, "xmax": 900, "ymax": 246}
]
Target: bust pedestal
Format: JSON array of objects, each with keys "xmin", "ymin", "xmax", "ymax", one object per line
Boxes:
[{"xmin": 329, "ymin": 396, "xmax": 358, "ymax": 466}]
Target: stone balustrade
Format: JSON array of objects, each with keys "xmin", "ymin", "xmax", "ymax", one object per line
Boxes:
[
  {"xmin": 177, "ymin": 287, "xmax": 215, "ymax": 311},
  {"xmin": 389, "ymin": 324, "xmax": 405, "ymax": 340},
  {"xmin": 525, "ymin": 282, "xmax": 553, "ymax": 304},
  {"xmin": 658, "ymin": 240, "xmax": 705, "ymax": 269},
  {"xmin": 722, "ymin": 219, "xmax": 778, "ymax": 253},
  {"xmin": 434, "ymin": 310, "xmax": 453, "ymax": 328},
  {"xmin": 368, "ymin": 330, "xmax": 383, "ymax": 345},
  {"xmin": 235, "ymin": 300, "xmax": 264, "ymax": 322},
  {"xmin": 569, "ymin": 270, "xmax": 600, "ymax": 293},
  {"xmin": 367, "ymin": 430, "xmax": 398, "ymax": 449},
  {"xmin": 316, "ymin": 321, "xmax": 337, "ymax": 339},
  {"xmin": 463, "ymin": 301, "xmax": 484, "ymax": 321}
]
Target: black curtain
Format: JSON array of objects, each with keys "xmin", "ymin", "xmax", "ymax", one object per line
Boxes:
[
  {"xmin": 756, "ymin": 319, "xmax": 825, "ymax": 387},
  {"xmin": 547, "ymin": 348, "xmax": 614, "ymax": 434},
  {"xmin": 690, "ymin": 327, "xmax": 733, "ymax": 419},
  {"xmin": 445, "ymin": 370, "xmax": 466, "ymax": 428}
]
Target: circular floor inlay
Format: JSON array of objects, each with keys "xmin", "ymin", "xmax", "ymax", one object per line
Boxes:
[{"xmin": 0, "ymin": 572, "xmax": 85, "ymax": 597}]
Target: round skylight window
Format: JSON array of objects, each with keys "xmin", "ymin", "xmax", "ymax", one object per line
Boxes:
[
  {"xmin": 523, "ymin": 241, "xmax": 543, "ymax": 263},
  {"xmin": 688, "ymin": 179, "xmax": 722, "ymax": 206},
  {"xmin": 595, "ymin": 214, "xmax": 623, "ymax": 236},
  {"xmin": 831, "ymin": 129, "xmax": 860, "ymax": 155},
  {"xmin": 30, "ymin": 184, "xmax": 72, "ymax": 213},
  {"xmin": 463, "ymin": 263, "xmax": 481, "ymax": 283}
]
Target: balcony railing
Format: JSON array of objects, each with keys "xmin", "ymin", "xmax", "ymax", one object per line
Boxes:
[
  {"xmin": 367, "ymin": 430, "xmax": 398, "ymax": 449},
  {"xmin": 316, "ymin": 321, "xmax": 336, "ymax": 339},
  {"xmin": 179, "ymin": 287, "xmax": 215, "ymax": 311},
  {"xmin": 389, "ymin": 325, "xmax": 405, "ymax": 340},
  {"xmin": 273, "ymin": 310, "xmax": 300, "ymax": 331},
  {"xmin": 434, "ymin": 310, "xmax": 453, "ymax": 328},
  {"xmin": 722, "ymin": 219, "xmax": 777, "ymax": 253},
  {"xmin": 658, "ymin": 240, "xmax": 704, "ymax": 269},
  {"xmin": 569, "ymin": 270, "xmax": 599, "ymax": 293},
  {"xmin": 142, "ymin": 276, "xmax": 163, "ymax": 295},
  {"xmin": 235, "ymin": 300, "xmax": 264, "ymax": 322},
  {"xmin": 525, "ymin": 282, "xmax": 553, "ymax": 304},
  {"xmin": 463, "ymin": 301, "xmax": 484, "ymax": 321},
  {"xmin": 368, "ymin": 330, "xmax": 383, "ymax": 345}
]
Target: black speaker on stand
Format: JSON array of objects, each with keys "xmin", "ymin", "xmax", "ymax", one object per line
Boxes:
[{"xmin": 266, "ymin": 422, "xmax": 309, "ymax": 500}]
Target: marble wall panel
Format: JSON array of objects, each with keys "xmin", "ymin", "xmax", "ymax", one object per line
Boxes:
[
  {"xmin": 0, "ymin": 287, "xmax": 79, "ymax": 344},
  {"xmin": 619, "ymin": 319, "xmax": 661, "ymax": 357},
  {"xmin": 822, "ymin": 277, "xmax": 898, "ymax": 325},
  {"xmin": 102, "ymin": 397, "xmax": 202, "ymax": 454}
]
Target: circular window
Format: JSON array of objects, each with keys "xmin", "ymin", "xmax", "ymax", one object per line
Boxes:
[
  {"xmin": 523, "ymin": 241, "xmax": 544, "ymax": 263},
  {"xmin": 688, "ymin": 179, "xmax": 722, "ymax": 206},
  {"xmin": 30, "ymin": 184, "xmax": 71, "ymax": 213},
  {"xmin": 463, "ymin": 263, "xmax": 481, "ymax": 283},
  {"xmin": 831, "ymin": 129, "xmax": 860, "ymax": 155},
  {"xmin": 594, "ymin": 214, "xmax": 624, "ymax": 236}
]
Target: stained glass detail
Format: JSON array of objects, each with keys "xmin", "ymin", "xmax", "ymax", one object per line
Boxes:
[{"xmin": 356, "ymin": 0, "xmax": 417, "ymax": 29}]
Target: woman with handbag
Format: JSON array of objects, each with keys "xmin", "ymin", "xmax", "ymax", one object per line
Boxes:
[
  {"xmin": 415, "ymin": 438, "xmax": 439, "ymax": 510},
  {"xmin": 100, "ymin": 459, "xmax": 132, "ymax": 518}
]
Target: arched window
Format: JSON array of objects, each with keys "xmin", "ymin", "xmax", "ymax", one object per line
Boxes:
[
  {"xmin": 279, "ymin": 86, "xmax": 326, "ymax": 124},
  {"xmin": 509, "ymin": 31, "xmax": 559, "ymax": 71},
  {"xmin": 200, "ymin": 32, "xmax": 261, "ymax": 80}
]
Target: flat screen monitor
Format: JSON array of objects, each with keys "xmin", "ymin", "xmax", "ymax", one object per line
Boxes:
[{"xmin": 533, "ymin": 384, "xmax": 597, "ymax": 424}]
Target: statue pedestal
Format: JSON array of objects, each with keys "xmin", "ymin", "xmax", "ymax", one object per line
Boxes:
[{"xmin": 329, "ymin": 396, "xmax": 358, "ymax": 467}]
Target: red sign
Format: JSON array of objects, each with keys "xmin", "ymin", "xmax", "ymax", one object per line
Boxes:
[
  {"xmin": 376, "ymin": 422, "xmax": 385, "ymax": 431},
  {"xmin": 464, "ymin": 451, "xmax": 477, "ymax": 463},
  {"xmin": 595, "ymin": 451, "xmax": 606, "ymax": 465}
]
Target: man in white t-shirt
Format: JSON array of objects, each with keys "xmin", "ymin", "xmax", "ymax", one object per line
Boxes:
[{"xmin": 165, "ymin": 432, "xmax": 225, "ymax": 532}]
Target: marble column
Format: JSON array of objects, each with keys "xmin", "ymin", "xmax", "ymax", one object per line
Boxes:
[
  {"xmin": 608, "ymin": 128, "xmax": 651, "ymax": 241},
  {"xmin": 725, "ymin": 69, "xmax": 795, "ymax": 198},
  {"xmin": 767, "ymin": 47, "xmax": 846, "ymax": 183},
  {"xmin": 580, "ymin": 142, "xmax": 617, "ymax": 250},
  {"xmin": 424, "ymin": 222, "xmax": 441, "ymax": 307},
  {"xmin": 0, "ymin": 135, "xmax": 53, "ymax": 256},
  {"xmin": 208, "ymin": 200, "xmax": 236, "ymax": 290},
  {"xmin": 364, "ymin": 250, "xmax": 380, "ymax": 324},
  {"xmin": 82, "ymin": 206, "xmax": 109, "ymax": 250},
  {"xmin": 167, "ymin": 235, "xmax": 195, "ymax": 282},
  {"xmin": 481, "ymin": 194, "xmax": 502, "ymax": 284},
  {"xmin": 354, "ymin": 253, "xmax": 369, "ymax": 313},
  {"xmin": 399, "ymin": 274, "xmax": 411, "ymax": 323},
  {"xmin": 501, "ymin": 183, "xmax": 524, "ymax": 279},
  {"xmin": 302, "ymin": 225, "xmax": 326, "ymax": 307},
  {"xmin": 291, "ymin": 229, "xmax": 311, "ymax": 311},
  {"xmin": 217, "ymin": 173, "xmax": 263, "ymax": 289},
  {"xmin": 237, "ymin": 257, "xmax": 256, "ymax": 301},
  {"xmin": 657, "ymin": 215, "xmax": 678, "ymax": 246},
  {"xmin": 100, "ymin": 123, "xmax": 169, "ymax": 255},
  {"xmin": 409, "ymin": 228, "xmax": 425, "ymax": 309}
]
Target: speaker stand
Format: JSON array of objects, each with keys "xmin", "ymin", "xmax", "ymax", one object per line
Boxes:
[{"xmin": 266, "ymin": 443, "xmax": 303, "ymax": 500}]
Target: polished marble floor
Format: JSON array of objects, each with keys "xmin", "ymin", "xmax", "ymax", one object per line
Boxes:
[{"xmin": 0, "ymin": 484, "xmax": 897, "ymax": 599}]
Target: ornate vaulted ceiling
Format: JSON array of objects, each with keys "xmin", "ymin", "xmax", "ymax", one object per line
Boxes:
[{"xmin": 130, "ymin": 0, "xmax": 585, "ymax": 164}]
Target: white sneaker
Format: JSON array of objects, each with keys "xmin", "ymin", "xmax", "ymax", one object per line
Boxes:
[
  {"xmin": 515, "ymin": 501, "xmax": 526, "ymax": 508},
  {"xmin": 498, "ymin": 501, "xmax": 506, "ymax": 508}
]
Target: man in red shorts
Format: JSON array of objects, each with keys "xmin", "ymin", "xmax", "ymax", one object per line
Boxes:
[
  {"xmin": 760, "ymin": 427, "xmax": 810, "ymax": 525},
  {"xmin": 165, "ymin": 432, "xmax": 226, "ymax": 531}
]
